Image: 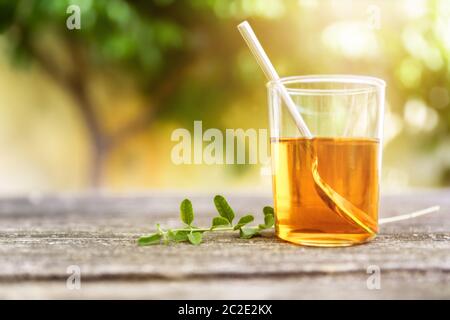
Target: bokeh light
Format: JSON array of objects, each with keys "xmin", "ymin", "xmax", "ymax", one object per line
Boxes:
[{"xmin": 0, "ymin": 0, "xmax": 448, "ymax": 193}]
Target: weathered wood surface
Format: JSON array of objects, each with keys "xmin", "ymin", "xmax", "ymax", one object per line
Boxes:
[{"xmin": 0, "ymin": 190, "xmax": 449, "ymax": 299}]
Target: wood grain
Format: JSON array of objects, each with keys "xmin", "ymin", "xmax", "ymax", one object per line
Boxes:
[{"xmin": 0, "ymin": 190, "xmax": 448, "ymax": 299}]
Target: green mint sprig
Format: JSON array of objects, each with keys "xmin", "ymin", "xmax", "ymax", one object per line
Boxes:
[{"xmin": 137, "ymin": 195, "xmax": 274, "ymax": 246}]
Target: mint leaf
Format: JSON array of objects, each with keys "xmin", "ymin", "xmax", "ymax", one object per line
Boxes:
[
  {"xmin": 239, "ymin": 227, "xmax": 260, "ymax": 239},
  {"xmin": 175, "ymin": 231, "xmax": 190, "ymax": 242},
  {"xmin": 187, "ymin": 231, "xmax": 203, "ymax": 245},
  {"xmin": 167, "ymin": 229, "xmax": 176, "ymax": 240},
  {"xmin": 137, "ymin": 233, "xmax": 161, "ymax": 246},
  {"xmin": 214, "ymin": 195, "xmax": 235, "ymax": 224},
  {"xmin": 212, "ymin": 216, "xmax": 230, "ymax": 228},
  {"xmin": 263, "ymin": 213, "xmax": 275, "ymax": 228},
  {"xmin": 167, "ymin": 230, "xmax": 190, "ymax": 242},
  {"xmin": 263, "ymin": 206, "xmax": 274, "ymax": 216},
  {"xmin": 259, "ymin": 206, "xmax": 275, "ymax": 229},
  {"xmin": 138, "ymin": 198, "xmax": 275, "ymax": 246},
  {"xmin": 233, "ymin": 215, "xmax": 254, "ymax": 230},
  {"xmin": 180, "ymin": 199, "xmax": 194, "ymax": 226}
]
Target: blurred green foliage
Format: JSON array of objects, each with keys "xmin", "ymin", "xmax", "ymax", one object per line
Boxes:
[
  {"xmin": 1, "ymin": 0, "xmax": 275, "ymax": 126},
  {"xmin": 0, "ymin": 0, "xmax": 449, "ymax": 189}
]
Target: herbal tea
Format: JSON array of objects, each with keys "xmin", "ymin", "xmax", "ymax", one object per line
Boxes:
[{"xmin": 271, "ymin": 137, "xmax": 380, "ymax": 246}]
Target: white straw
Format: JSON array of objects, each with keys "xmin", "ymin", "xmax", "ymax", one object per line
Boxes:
[
  {"xmin": 379, "ymin": 205, "xmax": 440, "ymax": 225},
  {"xmin": 237, "ymin": 21, "xmax": 312, "ymax": 138}
]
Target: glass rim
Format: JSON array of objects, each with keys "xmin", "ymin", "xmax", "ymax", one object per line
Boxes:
[{"xmin": 267, "ymin": 74, "xmax": 386, "ymax": 95}]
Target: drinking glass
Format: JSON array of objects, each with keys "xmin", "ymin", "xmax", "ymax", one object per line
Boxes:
[{"xmin": 267, "ymin": 75, "xmax": 386, "ymax": 246}]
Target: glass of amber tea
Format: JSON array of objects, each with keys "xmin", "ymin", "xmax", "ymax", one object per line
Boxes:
[{"xmin": 268, "ymin": 75, "xmax": 385, "ymax": 247}]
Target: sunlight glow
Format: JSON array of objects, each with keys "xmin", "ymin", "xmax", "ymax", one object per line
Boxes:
[
  {"xmin": 214, "ymin": 0, "xmax": 285, "ymax": 18},
  {"xmin": 402, "ymin": 27, "xmax": 444, "ymax": 71},
  {"xmin": 404, "ymin": 99, "xmax": 439, "ymax": 132},
  {"xmin": 397, "ymin": 58, "xmax": 422, "ymax": 88},
  {"xmin": 298, "ymin": 0, "xmax": 319, "ymax": 9},
  {"xmin": 434, "ymin": 17, "xmax": 450, "ymax": 53},
  {"xmin": 403, "ymin": 0, "xmax": 428, "ymax": 19},
  {"xmin": 321, "ymin": 22, "xmax": 378, "ymax": 58}
]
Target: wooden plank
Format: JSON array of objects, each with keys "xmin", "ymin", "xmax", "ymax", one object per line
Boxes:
[
  {"xmin": 1, "ymin": 271, "xmax": 450, "ymax": 299},
  {"xmin": 0, "ymin": 190, "xmax": 448, "ymax": 299}
]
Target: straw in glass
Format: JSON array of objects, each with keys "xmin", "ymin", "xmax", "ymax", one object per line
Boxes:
[{"xmin": 237, "ymin": 21, "xmax": 377, "ymax": 235}]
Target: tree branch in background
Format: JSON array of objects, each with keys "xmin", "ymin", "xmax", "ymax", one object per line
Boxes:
[
  {"xmin": 27, "ymin": 36, "xmax": 106, "ymax": 186},
  {"xmin": 28, "ymin": 31, "xmax": 195, "ymax": 187},
  {"xmin": 105, "ymin": 57, "xmax": 196, "ymax": 151}
]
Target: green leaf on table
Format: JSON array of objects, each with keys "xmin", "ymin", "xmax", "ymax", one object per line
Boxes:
[
  {"xmin": 187, "ymin": 231, "xmax": 203, "ymax": 245},
  {"xmin": 167, "ymin": 229, "xmax": 176, "ymax": 239},
  {"xmin": 211, "ymin": 216, "xmax": 230, "ymax": 229},
  {"xmin": 263, "ymin": 206, "xmax": 274, "ymax": 216},
  {"xmin": 214, "ymin": 195, "xmax": 235, "ymax": 224},
  {"xmin": 180, "ymin": 198, "xmax": 194, "ymax": 226},
  {"xmin": 167, "ymin": 230, "xmax": 190, "ymax": 242},
  {"xmin": 239, "ymin": 227, "xmax": 260, "ymax": 239},
  {"xmin": 259, "ymin": 214, "xmax": 275, "ymax": 230},
  {"xmin": 233, "ymin": 215, "xmax": 254, "ymax": 230},
  {"xmin": 137, "ymin": 233, "xmax": 162, "ymax": 246},
  {"xmin": 138, "ymin": 197, "xmax": 275, "ymax": 246},
  {"xmin": 265, "ymin": 213, "xmax": 275, "ymax": 227},
  {"xmin": 175, "ymin": 231, "xmax": 190, "ymax": 242}
]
